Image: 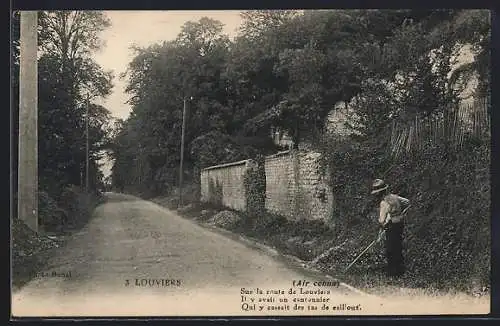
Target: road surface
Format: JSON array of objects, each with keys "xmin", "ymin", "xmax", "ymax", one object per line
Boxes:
[{"xmin": 11, "ymin": 193, "xmax": 489, "ymax": 317}]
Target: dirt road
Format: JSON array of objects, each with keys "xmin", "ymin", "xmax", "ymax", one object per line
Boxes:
[{"xmin": 11, "ymin": 193, "xmax": 489, "ymax": 317}]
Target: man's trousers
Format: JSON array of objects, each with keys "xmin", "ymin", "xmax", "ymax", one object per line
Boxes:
[{"xmin": 384, "ymin": 221, "xmax": 405, "ymax": 276}]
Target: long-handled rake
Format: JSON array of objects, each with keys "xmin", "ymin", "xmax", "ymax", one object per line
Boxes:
[
  {"xmin": 344, "ymin": 229, "xmax": 385, "ymax": 273},
  {"xmin": 344, "ymin": 205, "xmax": 411, "ymax": 273}
]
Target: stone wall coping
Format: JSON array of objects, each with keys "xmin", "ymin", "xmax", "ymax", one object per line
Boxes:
[
  {"xmin": 202, "ymin": 150, "xmax": 294, "ymax": 172},
  {"xmin": 201, "ymin": 159, "xmax": 250, "ymax": 172}
]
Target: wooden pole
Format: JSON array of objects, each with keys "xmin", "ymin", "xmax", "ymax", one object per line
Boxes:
[
  {"xmin": 86, "ymin": 97, "xmax": 90, "ymax": 193},
  {"xmin": 179, "ymin": 97, "xmax": 187, "ymax": 207},
  {"xmin": 18, "ymin": 11, "xmax": 38, "ymax": 232}
]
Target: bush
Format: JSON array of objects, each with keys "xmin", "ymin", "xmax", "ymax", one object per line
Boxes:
[
  {"xmin": 56, "ymin": 185, "xmax": 101, "ymax": 230},
  {"xmin": 319, "ymin": 135, "xmax": 391, "ymax": 230},
  {"xmin": 38, "ymin": 191, "xmax": 67, "ymax": 231},
  {"xmin": 243, "ymin": 158, "xmax": 266, "ymax": 222}
]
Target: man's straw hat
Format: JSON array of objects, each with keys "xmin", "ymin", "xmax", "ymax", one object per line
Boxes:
[{"xmin": 371, "ymin": 179, "xmax": 389, "ymax": 194}]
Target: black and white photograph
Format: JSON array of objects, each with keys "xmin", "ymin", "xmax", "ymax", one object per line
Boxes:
[{"xmin": 11, "ymin": 9, "xmax": 491, "ymax": 316}]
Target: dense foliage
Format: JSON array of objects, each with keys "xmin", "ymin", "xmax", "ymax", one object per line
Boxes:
[{"xmin": 243, "ymin": 157, "xmax": 266, "ymax": 221}]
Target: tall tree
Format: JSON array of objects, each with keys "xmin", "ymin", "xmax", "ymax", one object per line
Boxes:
[{"xmin": 37, "ymin": 10, "xmax": 114, "ymax": 196}]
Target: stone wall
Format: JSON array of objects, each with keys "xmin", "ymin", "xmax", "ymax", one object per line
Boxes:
[
  {"xmin": 200, "ymin": 159, "xmax": 249, "ymax": 211},
  {"xmin": 265, "ymin": 150, "xmax": 333, "ymax": 221},
  {"xmin": 264, "ymin": 151, "xmax": 296, "ymax": 218},
  {"xmin": 200, "ymin": 150, "xmax": 333, "ymax": 222}
]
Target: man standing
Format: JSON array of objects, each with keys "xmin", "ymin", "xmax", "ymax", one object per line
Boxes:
[{"xmin": 371, "ymin": 179, "xmax": 411, "ymax": 277}]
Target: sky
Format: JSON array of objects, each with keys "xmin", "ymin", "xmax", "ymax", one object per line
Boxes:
[{"xmin": 92, "ymin": 10, "xmax": 243, "ymax": 121}]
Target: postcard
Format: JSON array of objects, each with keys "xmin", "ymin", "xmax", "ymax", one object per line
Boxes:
[{"xmin": 11, "ymin": 9, "xmax": 491, "ymax": 317}]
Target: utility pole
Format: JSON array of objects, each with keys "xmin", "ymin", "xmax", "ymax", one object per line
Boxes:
[
  {"xmin": 138, "ymin": 144, "xmax": 142, "ymax": 184},
  {"xmin": 179, "ymin": 96, "xmax": 187, "ymax": 208},
  {"xmin": 18, "ymin": 11, "xmax": 38, "ymax": 232},
  {"xmin": 86, "ymin": 97, "xmax": 90, "ymax": 193}
]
